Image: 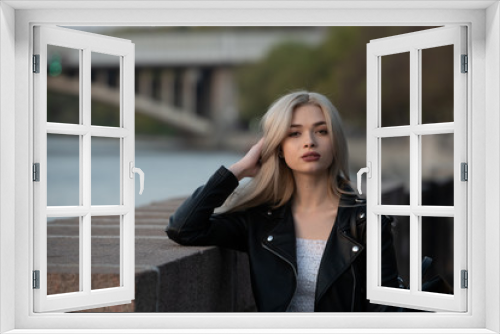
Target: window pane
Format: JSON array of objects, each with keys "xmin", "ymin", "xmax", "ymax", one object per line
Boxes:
[
  {"xmin": 421, "ymin": 45, "xmax": 454, "ymax": 124},
  {"xmin": 47, "ymin": 217, "xmax": 80, "ymax": 295},
  {"xmin": 421, "ymin": 134, "xmax": 454, "ymax": 206},
  {"xmin": 91, "ymin": 52, "xmax": 120, "ymax": 127},
  {"xmin": 92, "ymin": 216, "xmax": 121, "ymax": 290},
  {"xmin": 381, "ymin": 136, "xmax": 410, "ymax": 205},
  {"xmin": 47, "ymin": 44, "xmax": 80, "ymax": 124},
  {"xmin": 382, "ymin": 215, "xmax": 410, "ymax": 289},
  {"xmin": 47, "ymin": 134, "xmax": 80, "ymax": 206},
  {"xmin": 381, "ymin": 52, "xmax": 410, "ymax": 127},
  {"xmin": 421, "ymin": 216, "xmax": 454, "ymax": 295},
  {"xmin": 91, "ymin": 137, "xmax": 121, "ymax": 205}
]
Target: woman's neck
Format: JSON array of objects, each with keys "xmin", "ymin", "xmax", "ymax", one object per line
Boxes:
[{"xmin": 292, "ymin": 172, "xmax": 338, "ymax": 213}]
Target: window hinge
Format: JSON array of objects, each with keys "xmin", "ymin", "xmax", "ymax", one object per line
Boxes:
[
  {"xmin": 33, "ymin": 163, "xmax": 40, "ymax": 182},
  {"xmin": 33, "ymin": 270, "xmax": 40, "ymax": 289},
  {"xmin": 461, "ymin": 162, "xmax": 468, "ymax": 181},
  {"xmin": 33, "ymin": 54, "xmax": 40, "ymax": 73},
  {"xmin": 461, "ymin": 270, "xmax": 468, "ymax": 289},
  {"xmin": 461, "ymin": 54, "xmax": 468, "ymax": 73}
]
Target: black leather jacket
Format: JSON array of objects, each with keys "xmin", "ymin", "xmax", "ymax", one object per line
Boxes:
[{"xmin": 166, "ymin": 166, "xmax": 399, "ymax": 312}]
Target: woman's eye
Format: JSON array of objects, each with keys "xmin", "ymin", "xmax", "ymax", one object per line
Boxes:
[
  {"xmin": 317, "ymin": 129, "xmax": 328, "ymax": 135},
  {"xmin": 288, "ymin": 132, "xmax": 300, "ymax": 137}
]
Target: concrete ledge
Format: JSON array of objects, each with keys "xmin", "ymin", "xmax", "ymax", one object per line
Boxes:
[
  {"xmin": 135, "ymin": 241, "xmax": 255, "ymax": 312},
  {"xmin": 134, "ymin": 198, "xmax": 256, "ymax": 312},
  {"xmin": 48, "ymin": 198, "xmax": 256, "ymax": 312}
]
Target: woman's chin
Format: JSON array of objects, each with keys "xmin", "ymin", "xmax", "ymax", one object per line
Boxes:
[{"xmin": 292, "ymin": 166, "xmax": 329, "ymax": 177}]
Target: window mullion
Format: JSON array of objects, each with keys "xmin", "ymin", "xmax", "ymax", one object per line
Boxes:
[
  {"xmin": 409, "ymin": 47, "xmax": 421, "ymax": 294},
  {"xmin": 82, "ymin": 47, "xmax": 92, "ymax": 294},
  {"xmin": 82, "ymin": 47, "xmax": 91, "ymax": 207}
]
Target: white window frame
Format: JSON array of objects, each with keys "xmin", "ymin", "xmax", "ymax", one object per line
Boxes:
[
  {"xmin": 365, "ymin": 26, "xmax": 468, "ymax": 312},
  {"xmin": 33, "ymin": 25, "xmax": 136, "ymax": 312},
  {"xmin": 0, "ymin": 1, "xmax": 499, "ymax": 333}
]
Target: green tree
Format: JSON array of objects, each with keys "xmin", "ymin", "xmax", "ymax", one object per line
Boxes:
[
  {"xmin": 237, "ymin": 26, "xmax": 444, "ymax": 132},
  {"xmin": 238, "ymin": 42, "xmax": 318, "ymax": 123}
]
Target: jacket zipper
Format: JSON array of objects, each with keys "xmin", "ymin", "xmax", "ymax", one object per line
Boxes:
[{"xmin": 262, "ymin": 243, "xmax": 298, "ymax": 311}]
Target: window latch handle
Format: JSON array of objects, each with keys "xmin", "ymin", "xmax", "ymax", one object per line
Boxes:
[
  {"xmin": 357, "ymin": 162, "xmax": 371, "ymax": 195},
  {"xmin": 129, "ymin": 161, "xmax": 145, "ymax": 195}
]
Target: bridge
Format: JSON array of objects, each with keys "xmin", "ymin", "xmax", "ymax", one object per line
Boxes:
[
  {"xmin": 49, "ymin": 27, "xmax": 328, "ymax": 136},
  {"xmin": 48, "ymin": 75, "xmax": 214, "ymax": 135}
]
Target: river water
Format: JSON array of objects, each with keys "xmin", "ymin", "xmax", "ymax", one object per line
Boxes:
[{"xmin": 47, "ymin": 136, "xmax": 243, "ymax": 208}]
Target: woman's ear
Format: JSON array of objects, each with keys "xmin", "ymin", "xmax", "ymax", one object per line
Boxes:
[{"xmin": 278, "ymin": 146, "xmax": 284, "ymax": 159}]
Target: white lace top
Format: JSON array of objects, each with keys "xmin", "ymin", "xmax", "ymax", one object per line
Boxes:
[{"xmin": 287, "ymin": 238, "xmax": 327, "ymax": 312}]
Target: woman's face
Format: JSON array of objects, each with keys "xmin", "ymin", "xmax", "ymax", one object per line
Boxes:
[{"xmin": 280, "ymin": 104, "xmax": 334, "ymax": 177}]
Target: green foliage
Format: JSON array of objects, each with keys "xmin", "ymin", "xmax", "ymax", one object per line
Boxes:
[
  {"xmin": 237, "ymin": 27, "xmax": 371, "ymax": 129},
  {"xmin": 238, "ymin": 42, "xmax": 318, "ymax": 122},
  {"xmin": 237, "ymin": 26, "xmax": 449, "ymax": 132}
]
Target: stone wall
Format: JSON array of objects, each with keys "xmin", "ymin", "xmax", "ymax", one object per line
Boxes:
[{"xmin": 46, "ymin": 198, "xmax": 255, "ymax": 313}]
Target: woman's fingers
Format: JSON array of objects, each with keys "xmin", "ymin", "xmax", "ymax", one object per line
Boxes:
[
  {"xmin": 229, "ymin": 138, "xmax": 264, "ymax": 180},
  {"xmin": 248, "ymin": 138, "xmax": 264, "ymax": 163}
]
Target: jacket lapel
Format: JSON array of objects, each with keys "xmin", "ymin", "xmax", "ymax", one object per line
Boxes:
[
  {"xmin": 315, "ymin": 201, "xmax": 365, "ymax": 303},
  {"xmin": 260, "ymin": 203, "xmax": 297, "ymax": 271}
]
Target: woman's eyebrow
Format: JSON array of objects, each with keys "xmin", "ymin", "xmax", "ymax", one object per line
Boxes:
[{"xmin": 290, "ymin": 121, "xmax": 327, "ymax": 128}]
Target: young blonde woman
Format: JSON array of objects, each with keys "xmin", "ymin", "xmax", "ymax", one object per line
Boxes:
[{"xmin": 166, "ymin": 91, "xmax": 399, "ymax": 312}]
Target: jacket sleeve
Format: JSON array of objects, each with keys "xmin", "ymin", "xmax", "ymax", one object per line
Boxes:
[{"xmin": 165, "ymin": 166, "xmax": 249, "ymax": 252}]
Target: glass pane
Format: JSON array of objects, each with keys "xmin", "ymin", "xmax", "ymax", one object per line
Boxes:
[
  {"xmin": 91, "ymin": 52, "xmax": 121, "ymax": 127},
  {"xmin": 92, "ymin": 216, "xmax": 121, "ymax": 290},
  {"xmin": 47, "ymin": 134, "xmax": 80, "ymax": 206},
  {"xmin": 47, "ymin": 45, "xmax": 80, "ymax": 124},
  {"xmin": 421, "ymin": 216, "xmax": 454, "ymax": 295},
  {"xmin": 91, "ymin": 137, "xmax": 121, "ymax": 205},
  {"xmin": 421, "ymin": 45, "xmax": 454, "ymax": 124},
  {"xmin": 381, "ymin": 136, "xmax": 410, "ymax": 205},
  {"xmin": 382, "ymin": 215, "xmax": 410, "ymax": 289},
  {"xmin": 421, "ymin": 134, "xmax": 454, "ymax": 206},
  {"xmin": 47, "ymin": 217, "xmax": 80, "ymax": 295},
  {"xmin": 381, "ymin": 52, "xmax": 410, "ymax": 127}
]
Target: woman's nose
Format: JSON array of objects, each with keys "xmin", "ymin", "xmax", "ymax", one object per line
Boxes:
[{"xmin": 304, "ymin": 132, "xmax": 316, "ymax": 147}]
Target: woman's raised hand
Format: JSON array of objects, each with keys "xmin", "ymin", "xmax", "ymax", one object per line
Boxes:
[{"xmin": 229, "ymin": 138, "xmax": 264, "ymax": 181}]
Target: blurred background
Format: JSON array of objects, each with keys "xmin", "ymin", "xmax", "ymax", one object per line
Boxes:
[{"xmin": 46, "ymin": 26, "xmax": 455, "ymax": 311}]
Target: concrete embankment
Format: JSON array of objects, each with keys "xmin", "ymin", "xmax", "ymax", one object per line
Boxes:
[{"xmin": 48, "ymin": 198, "xmax": 255, "ymax": 313}]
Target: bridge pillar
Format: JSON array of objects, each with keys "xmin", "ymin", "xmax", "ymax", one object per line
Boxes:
[
  {"xmin": 210, "ymin": 67, "xmax": 238, "ymax": 133},
  {"xmin": 159, "ymin": 69, "xmax": 175, "ymax": 105},
  {"xmin": 181, "ymin": 68, "xmax": 199, "ymax": 115},
  {"xmin": 137, "ymin": 68, "xmax": 153, "ymax": 97}
]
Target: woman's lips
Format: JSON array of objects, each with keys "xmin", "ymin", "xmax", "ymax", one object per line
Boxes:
[{"xmin": 302, "ymin": 152, "xmax": 321, "ymax": 162}]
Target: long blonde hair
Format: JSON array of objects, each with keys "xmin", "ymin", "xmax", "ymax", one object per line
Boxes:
[{"xmin": 224, "ymin": 91, "xmax": 351, "ymax": 212}]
